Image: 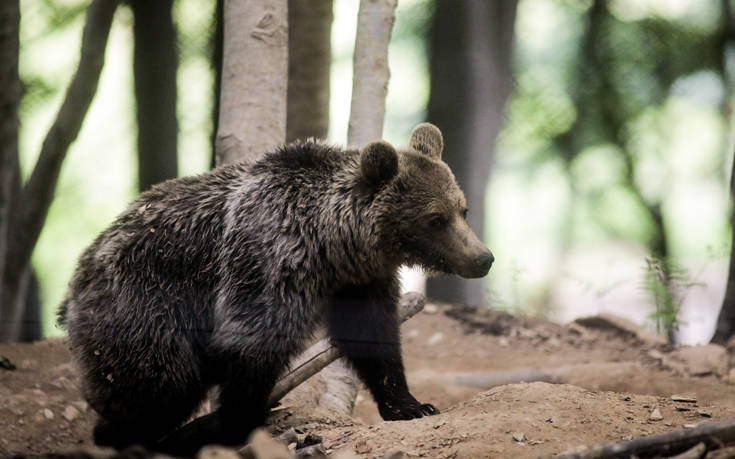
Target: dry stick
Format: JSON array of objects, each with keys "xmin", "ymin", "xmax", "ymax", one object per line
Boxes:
[
  {"xmin": 0, "ymin": 0, "xmax": 118, "ymax": 342},
  {"xmin": 269, "ymin": 292, "xmax": 426, "ymax": 407},
  {"xmin": 216, "ymin": 0, "xmax": 287, "ymax": 166},
  {"xmin": 548, "ymin": 418, "xmax": 735, "ymax": 459}
]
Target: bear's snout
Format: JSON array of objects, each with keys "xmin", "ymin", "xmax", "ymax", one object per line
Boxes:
[
  {"xmin": 474, "ymin": 251, "xmax": 494, "ymax": 273},
  {"xmin": 463, "ymin": 251, "xmax": 493, "ymax": 278}
]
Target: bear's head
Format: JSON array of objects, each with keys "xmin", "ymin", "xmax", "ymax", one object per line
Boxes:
[{"xmin": 360, "ymin": 123, "xmax": 494, "ymax": 279}]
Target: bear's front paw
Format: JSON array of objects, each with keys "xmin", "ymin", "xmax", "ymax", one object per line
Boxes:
[{"xmin": 379, "ymin": 398, "xmax": 440, "ymax": 421}]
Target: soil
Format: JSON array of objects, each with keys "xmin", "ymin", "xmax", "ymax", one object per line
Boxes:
[{"xmin": 1, "ymin": 303, "xmax": 735, "ymax": 458}]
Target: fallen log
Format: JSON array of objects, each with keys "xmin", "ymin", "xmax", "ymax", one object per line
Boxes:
[
  {"xmin": 268, "ymin": 292, "xmax": 426, "ymax": 406},
  {"xmin": 549, "ymin": 418, "xmax": 735, "ymax": 459}
]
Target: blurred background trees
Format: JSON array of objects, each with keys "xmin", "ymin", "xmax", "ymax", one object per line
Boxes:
[{"xmin": 3, "ymin": 0, "xmax": 735, "ymax": 346}]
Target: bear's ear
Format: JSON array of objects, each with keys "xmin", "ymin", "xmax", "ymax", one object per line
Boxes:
[
  {"xmin": 360, "ymin": 140, "xmax": 398, "ymax": 187},
  {"xmin": 409, "ymin": 123, "xmax": 443, "ymax": 160}
]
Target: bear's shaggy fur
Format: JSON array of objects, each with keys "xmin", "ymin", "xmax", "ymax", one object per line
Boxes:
[{"xmin": 60, "ymin": 123, "xmax": 493, "ymax": 455}]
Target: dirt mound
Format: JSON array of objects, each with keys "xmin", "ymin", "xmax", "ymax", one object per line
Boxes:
[{"xmin": 1, "ymin": 304, "xmax": 734, "ymax": 458}]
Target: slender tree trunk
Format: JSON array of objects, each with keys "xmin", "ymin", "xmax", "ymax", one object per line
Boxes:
[
  {"xmin": 713, "ymin": 148, "xmax": 735, "ymax": 344},
  {"xmin": 0, "ymin": 0, "xmax": 20, "ymax": 329},
  {"xmin": 216, "ymin": 0, "xmax": 288, "ymax": 166},
  {"xmin": 712, "ymin": 0, "xmax": 735, "ymax": 345},
  {"xmin": 130, "ymin": 0, "xmax": 179, "ymax": 191},
  {"xmin": 0, "ymin": 0, "xmax": 118, "ymax": 342},
  {"xmin": 346, "ymin": 0, "xmax": 396, "ymax": 147},
  {"xmin": 210, "ymin": 0, "xmax": 224, "ymax": 170},
  {"xmin": 286, "ymin": 0, "xmax": 332, "ymax": 143},
  {"xmin": 426, "ymin": 0, "xmax": 518, "ymax": 307},
  {"xmin": 318, "ymin": 0, "xmax": 397, "ymax": 416}
]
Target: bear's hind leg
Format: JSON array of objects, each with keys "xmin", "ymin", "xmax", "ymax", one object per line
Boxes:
[{"xmin": 154, "ymin": 360, "xmax": 281, "ymax": 456}]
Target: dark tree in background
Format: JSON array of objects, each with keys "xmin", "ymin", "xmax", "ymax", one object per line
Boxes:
[
  {"xmin": 712, "ymin": 0, "xmax": 735, "ymax": 345},
  {"xmin": 426, "ymin": 0, "xmax": 518, "ymax": 307},
  {"xmin": 130, "ymin": 0, "xmax": 179, "ymax": 191},
  {"xmin": 286, "ymin": 0, "xmax": 332, "ymax": 143},
  {"xmin": 0, "ymin": 0, "xmax": 118, "ymax": 342}
]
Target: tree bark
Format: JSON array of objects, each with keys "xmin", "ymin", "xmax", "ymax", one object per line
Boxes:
[
  {"xmin": 713, "ymin": 147, "xmax": 735, "ymax": 343},
  {"xmin": 286, "ymin": 0, "xmax": 332, "ymax": 143},
  {"xmin": 426, "ymin": 0, "xmax": 518, "ymax": 307},
  {"xmin": 346, "ymin": 0, "xmax": 397, "ymax": 147},
  {"xmin": 210, "ymin": 0, "xmax": 224, "ymax": 170},
  {"xmin": 130, "ymin": 0, "xmax": 179, "ymax": 191},
  {"xmin": 216, "ymin": 0, "xmax": 288, "ymax": 166},
  {"xmin": 319, "ymin": 0, "xmax": 397, "ymax": 415},
  {"xmin": 712, "ymin": 2, "xmax": 735, "ymax": 345},
  {"xmin": 0, "ymin": 0, "xmax": 118, "ymax": 342},
  {"xmin": 0, "ymin": 0, "xmax": 20, "ymax": 327}
]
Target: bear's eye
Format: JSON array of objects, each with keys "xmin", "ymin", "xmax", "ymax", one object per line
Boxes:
[
  {"xmin": 429, "ymin": 214, "xmax": 447, "ymax": 231},
  {"xmin": 461, "ymin": 208, "xmax": 468, "ymax": 220}
]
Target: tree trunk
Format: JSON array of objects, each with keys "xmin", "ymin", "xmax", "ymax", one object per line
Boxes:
[
  {"xmin": 0, "ymin": 0, "xmax": 20, "ymax": 332},
  {"xmin": 130, "ymin": 0, "xmax": 179, "ymax": 191},
  {"xmin": 286, "ymin": 0, "xmax": 332, "ymax": 143},
  {"xmin": 318, "ymin": 0, "xmax": 397, "ymax": 416},
  {"xmin": 426, "ymin": 0, "xmax": 518, "ymax": 307},
  {"xmin": 713, "ymin": 148, "xmax": 735, "ymax": 343},
  {"xmin": 210, "ymin": 0, "xmax": 224, "ymax": 170},
  {"xmin": 215, "ymin": 0, "xmax": 288, "ymax": 166},
  {"xmin": 346, "ymin": 0, "xmax": 396, "ymax": 147},
  {"xmin": 0, "ymin": 0, "xmax": 118, "ymax": 342}
]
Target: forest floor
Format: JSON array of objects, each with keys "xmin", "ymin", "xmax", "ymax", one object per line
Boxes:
[{"xmin": 2, "ymin": 302, "xmax": 735, "ymax": 458}]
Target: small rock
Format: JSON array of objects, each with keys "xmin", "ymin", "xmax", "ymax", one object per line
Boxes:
[
  {"xmin": 512, "ymin": 432, "xmax": 527, "ymax": 443},
  {"xmin": 43, "ymin": 408, "xmax": 54, "ymax": 420},
  {"xmin": 649, "ymin": 407, "xmax": 663, "ymax": 421},
  {"xmin": 197, "ymin": 445, "xmax": 241, "ymax": 459},
  {"xmin": 423, "ymin": 304, "xmax": 438, "ymax": 314},
  {"xmin": 697, "ymin": 409, "xmax": 712, "ymax": 418},
  {"xmin": 355, "ymin": 440, "xmax": 372, "ymax": 454},
  {"xmin": 498, "ymin": 337, "xmax": 510, "ymax": 347},
  {"xmin": 426, "ymin": 332, "xmax": 444, "ymax": 346},
  {"xmin": 278, "ymin": 427, "xmax": 298, "ymax": 445},
  {"xmin": 63, "ymin": 405, "xmax": 80, "ymax": 422},
  {"xmin": 671, "ymin": 395, "xmax": 697, "ymax": 403}
]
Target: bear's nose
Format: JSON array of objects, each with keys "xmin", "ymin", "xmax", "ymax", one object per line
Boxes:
[{"xmin": 474, "ymin": 252, "xmax": 495, "ymax": 273}]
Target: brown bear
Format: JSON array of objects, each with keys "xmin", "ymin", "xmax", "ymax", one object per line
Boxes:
[{"xmin": 59, "ymin": 123, "xmax": 494, "ymax": 455}]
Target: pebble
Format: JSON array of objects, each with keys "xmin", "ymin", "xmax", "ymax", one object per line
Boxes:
[
  {"xmin": 512, "ymin": 432, "xmax": 527, "ymax": 443},
  {"xmin": 649, "ymin": 407, "xmax": 663, "ymax": 421},
  {"xmin": 426, "ymin": 332, "xmax": 444, "ymax": 346},
  {"xmin": 63, "ymin": 405, "xmax": 79, "ymax": 422},
  {"xmin": 43, "ymin": 408, "xmax": 54, "ymax": 420}
]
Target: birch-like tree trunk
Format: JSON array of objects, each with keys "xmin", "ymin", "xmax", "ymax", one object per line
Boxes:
[
  {"xmin": 346, "ymin": 0, "xmax": 396, "ymax": 147},
  {"xmin": 0, "ymin": 0, "xmax": 118, "ymax": 342},
  {"xmin": 318, "ymin": 0, "xmax": 397, "ymax": 415},
  {"xmin": 216, "ymin": 0, "xmax": 288, "ymax": 166},
  {"xmin": 286, "ymin": 0, "xmax": 332, "ymax": 143}
]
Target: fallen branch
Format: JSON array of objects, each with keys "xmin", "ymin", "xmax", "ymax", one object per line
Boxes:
[
  {"xmin": 548, "ymin": 418, "xmax": 735, "ymax": 459},
  {"xmin": 269, "ymin": 292, "xmax": 426, "ymax": 406}
]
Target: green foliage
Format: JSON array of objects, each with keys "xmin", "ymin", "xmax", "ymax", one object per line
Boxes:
[{"xmin": 641, "ymin": 256, "xmax": 702, "ymax": 341}]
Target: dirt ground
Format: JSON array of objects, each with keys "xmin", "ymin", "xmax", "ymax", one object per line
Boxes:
[{"xmin": 2, "ymin": 302, "xmax": 735, "ymax": 458}]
